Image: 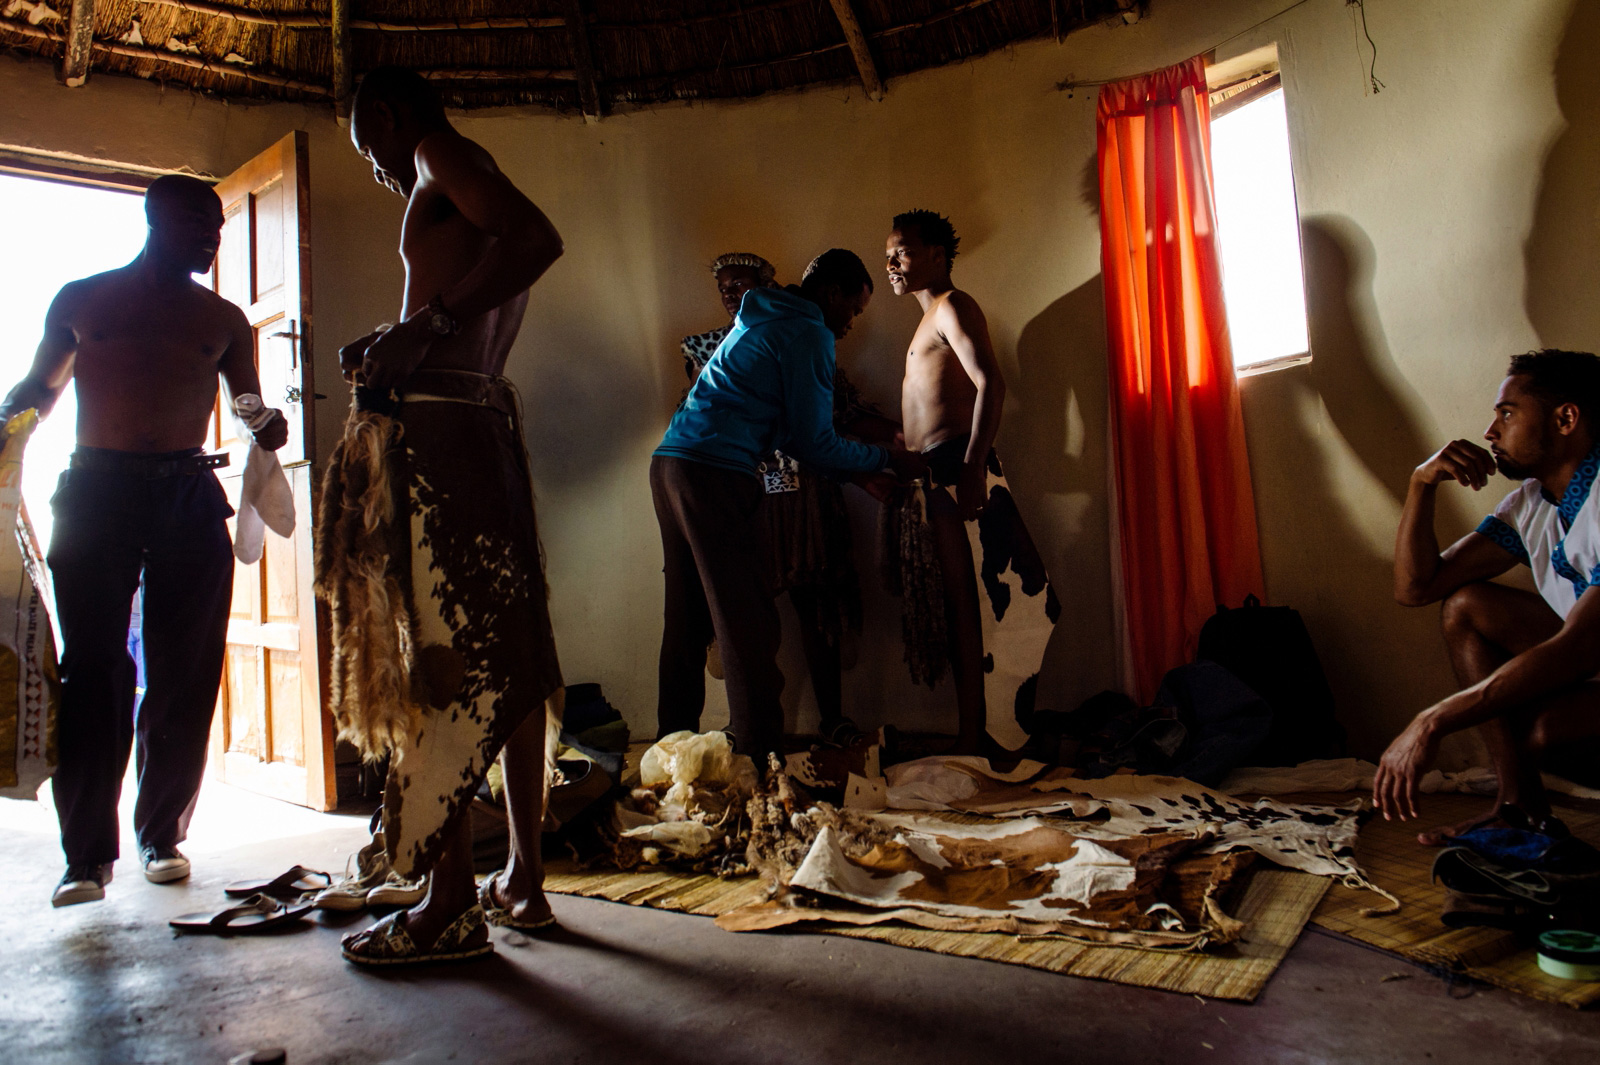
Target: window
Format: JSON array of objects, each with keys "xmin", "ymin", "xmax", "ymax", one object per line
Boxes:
[{"xmin": 1208, "ymin": 71, "xmax": 1311, "ymax": 374}]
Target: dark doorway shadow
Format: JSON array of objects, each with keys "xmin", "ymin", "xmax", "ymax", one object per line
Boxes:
[{"xmin": 1524, "ymin": 0, "xmax": 1600, "ymax": 351}]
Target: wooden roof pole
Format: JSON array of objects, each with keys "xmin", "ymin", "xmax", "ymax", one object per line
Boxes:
[
  {"xmin": 61, "ymin": 0, "xmax": 93, "ymax": 87},
  {"xmin": 826, "ymin": 0, "xmax": 885, "ymax": 101},
  {"xmin": 332, "ymin": 0, "xmax": 352, "ymax": 125},
  {"xmin": 560, "ymin": 0, "xmax": 603, "ymax": 123}
]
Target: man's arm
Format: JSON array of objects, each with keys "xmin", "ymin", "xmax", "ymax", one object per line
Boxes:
[
  {"xmin": 1394, "ymin": 439, "xmax": 1514, "ymax": 605},
  {"xmin": 940, "ymin": 291, "xmax": 1005, "ymax": 521},
  {"xmin": 0, "ymin": 283, "xmax": 82, "ymax": 423},
  {"xmin": 217, "ymin": 303, "xmax": 289, "ymax": 452},
  {"xmin": 413, "ymin": 132, "xmax": 564, "ymax": 319},
  {"xmin": 778, "ymin": 326, "xmax": 891, "ymax": 477},
  {"xmin": 1375, "ymin": 585, "xmax": 1600, "ymax": 820},
  {"xmin": 362, "ymin": 132, "xmax": 564, "ymax": 392}
]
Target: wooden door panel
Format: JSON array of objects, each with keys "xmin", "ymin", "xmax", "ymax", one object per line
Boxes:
[
  {"xmin": 250, "ymin": 177, "xmax": 287, "ymax": 305},
  {"xmin": 205, "ymin": 130, "xmax": 333, "ymax": 811}
]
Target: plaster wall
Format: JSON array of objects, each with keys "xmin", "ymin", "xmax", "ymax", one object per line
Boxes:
[{"xmin": 0, "ymin": 0, "xmax": 1590, "ymax": 760}]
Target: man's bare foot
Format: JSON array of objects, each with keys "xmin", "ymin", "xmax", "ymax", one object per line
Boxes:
[{"xmin": 480, "ymin": 870, "xmax": 556, "ymax": 931}]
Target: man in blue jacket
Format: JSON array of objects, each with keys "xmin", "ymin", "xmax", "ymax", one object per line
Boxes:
[{"xmin": 653, "ymin": 249, "xmax": 916, "ymax": 759}]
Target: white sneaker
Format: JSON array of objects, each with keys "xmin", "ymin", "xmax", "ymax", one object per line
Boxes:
[
  {"xmin": 366, "ymin": 873, "xmax": 427, "ymax": 908},
  {"xmin": 52, "ymin": 863, "xmax": 112, "ymax": 907},
  {"xmin": 141, "ymin": 846, "xmax": 191, "ymax": 884}
]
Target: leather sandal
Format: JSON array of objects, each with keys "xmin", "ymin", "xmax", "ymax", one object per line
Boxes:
[
  {"xmin": 477, "ymin": 871, "xmax": 558, "ymax": 933},
  {"xmin": 170, "ymin": 894, "xmax": 313, "ymax": 935},
  {"xmin": 341, "ymin": 906, "xmax": 493, "ymax": 966}
]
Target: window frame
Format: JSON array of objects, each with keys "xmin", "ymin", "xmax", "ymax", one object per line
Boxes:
[{"xmin": 1206, "ymin": 67, "xmax": 1313, "ymax": 376}]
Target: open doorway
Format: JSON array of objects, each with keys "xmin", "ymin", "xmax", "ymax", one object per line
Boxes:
[{"xmin": 0, "ymin": 172, "xmax": 148, "ymax": 550}]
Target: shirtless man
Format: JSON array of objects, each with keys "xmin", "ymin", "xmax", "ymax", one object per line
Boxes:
[
  {"xmin": 887, "ymin": 210, "xmax": 1007, "ymax": 754},
  {"xmin": 334, "ymin": 67, "xmax": 566, "ymax": 965},
  {"xmin": 1377, "ymin": 349, "xmax": 1600, "ymax": 843},
  {"xmin": 0, "ymin": 175, "xmax": 289, "ymax": 906}
]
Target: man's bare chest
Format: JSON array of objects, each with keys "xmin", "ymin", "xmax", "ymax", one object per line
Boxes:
[{"xmin": 73, "ymin": 297, "xmax": 229, "ymax": 372}]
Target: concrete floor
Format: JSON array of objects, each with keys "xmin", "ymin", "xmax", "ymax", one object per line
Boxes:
[{"xmin": 3, "ymin": 778, "xmax": 1597, "ymax": 1065}]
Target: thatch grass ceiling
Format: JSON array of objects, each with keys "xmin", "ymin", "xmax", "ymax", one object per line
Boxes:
[{"xmin": 0, "ymin": 1, "xmax": 1140, "ymax": 116}]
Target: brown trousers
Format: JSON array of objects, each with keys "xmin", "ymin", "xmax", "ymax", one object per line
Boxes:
[{"xmin": 651, "ymin": 455, "xmax": 784, "ymax": 759}]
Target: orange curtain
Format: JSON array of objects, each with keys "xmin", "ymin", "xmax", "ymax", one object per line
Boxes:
[{"xmin": 1097, "ymin": 56, "xmax": 1264, "ymax": 703}]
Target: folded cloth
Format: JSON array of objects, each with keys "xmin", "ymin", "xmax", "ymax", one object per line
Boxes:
[{"xmin": 232, "ymin": 394, "xmax": 293, "ymax": 564}]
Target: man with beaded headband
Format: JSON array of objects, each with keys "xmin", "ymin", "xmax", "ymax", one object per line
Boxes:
[
  {"xmin": 654, "ymin": 249, "xmax": 918, "ymax": 761},
  {"xmin": 676, "ymin": 252, "xmax": 896, "ymax": 744}
]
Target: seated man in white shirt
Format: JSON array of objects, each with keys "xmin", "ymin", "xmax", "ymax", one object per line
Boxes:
[{"xmin": 1378, "ymin": 349, "xmax": 1600, "ymax": 843}]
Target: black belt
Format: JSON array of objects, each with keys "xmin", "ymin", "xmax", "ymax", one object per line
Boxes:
[{"xmin": 69, "ymin": 450, "xmax": 230, "ymax": 479}]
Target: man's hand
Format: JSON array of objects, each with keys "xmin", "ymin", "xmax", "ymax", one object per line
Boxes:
[
  {"xmin": 1416, "ymin": 440, "xmax": 1497, "ymax": 491},
  {"xmin": 1372, "ymin": 711, "xmax": 1441, "ymax": 821},
  {"xmin": 957, "ymin": 460, "xmax": 988, "ymax": 521},
  {"xmin": 886, "ymin": 445, "xmax": 927, "ymax": 483},
  {"xmin": 252, "ymin": 411, "xmax": 290, "ymax": 452},
  {"xmin": 339, "ymin": 329, "xmax": 388, "ymax": 383},
  {"xmin": 361, "ymin": 318, "xmax": 433, "ymax": 395}
]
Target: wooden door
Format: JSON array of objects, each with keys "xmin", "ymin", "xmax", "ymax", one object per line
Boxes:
[{"xmin": 205, "ymin": 131, "xmax": 335, "ymax": 810}]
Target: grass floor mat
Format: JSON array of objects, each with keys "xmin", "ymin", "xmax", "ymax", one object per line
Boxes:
[
  {"xmin": 544, "ymin": 860, "xmax": 1327, "ymax": 1003},
  {"xmin": 1310, "ymin": 792, "xmax": 1600, "ymax": 1009}
]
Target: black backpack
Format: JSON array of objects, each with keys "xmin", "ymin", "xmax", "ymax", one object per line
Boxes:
[{"xmin": 1195, "ymin": 595, "xmax": 1345, "ymax": 767}]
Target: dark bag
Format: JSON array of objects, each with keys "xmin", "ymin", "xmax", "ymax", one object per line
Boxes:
[{"xmin": 1195, "ymin": 595, "xmax": 1344, "ymax": 767}]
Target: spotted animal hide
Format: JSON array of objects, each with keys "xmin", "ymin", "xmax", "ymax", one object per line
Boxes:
[
  {"xmin": 882, "ymin": 760, "xmax": 1397, "ymax": 913},
  {"xmin": 883, "ymin": 455, "xmax": 1061, "ymax": 750},
  {"xmin": 343, "ymin": 376, "xmax": 566, "ymax": 880},
  {"xmin": 723, "ymin": 767, "xmax": 1253, "ymax": 949}
]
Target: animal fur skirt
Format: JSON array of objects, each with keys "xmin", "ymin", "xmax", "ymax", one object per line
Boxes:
[
  {"xmin": 316, "ymin": 370, "xmax": 564, "ymax": 879},
  {"xmin": 881, "ymin": 451, "xmax": 1060, "ymax": 750}
]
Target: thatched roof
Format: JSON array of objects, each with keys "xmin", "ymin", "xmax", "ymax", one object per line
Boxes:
[{"xmin": 0, "ymin": 1, "xmax": 1141, "ymax": 117}]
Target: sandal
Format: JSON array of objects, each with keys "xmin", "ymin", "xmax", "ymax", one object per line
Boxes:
[
  {"xmin": 341, "ymin": 906, "xmax": 493, "ymax": 966},
  {"xmin": 170, "ymin": 894, "xmax": 313, "ymax": 935},
  {"xmin": 477, "ymin": 871, "xmax": 558, "ymax": 933},
  {"xmin": 225, "ymin": 865, "xmax": 332, "ymax": 900}
]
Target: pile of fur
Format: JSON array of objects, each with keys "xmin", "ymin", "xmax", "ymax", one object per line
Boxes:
[
  {"xmin": 313, "ymin": 395, "xmax": 420, "ymax": 760},
  {"xmin": 745, "ymin": 755, "xmax": 896, "ymax": 899}
]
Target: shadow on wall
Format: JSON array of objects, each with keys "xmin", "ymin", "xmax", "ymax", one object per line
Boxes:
[
  {"xmin": 1524, "ymin": 0, "xmax": 1600, "ymax": 353},
  {"xmin": 1300, "ymin": 215, "xmax": 1438, "ymax": 506},
  {"xmin": 1009, "ymin": 274, "xmax": 1118, "ymax": 713},
  {"xmin": 1244, "ymin": 214, "xmax": 1462, "ymax": 760}
]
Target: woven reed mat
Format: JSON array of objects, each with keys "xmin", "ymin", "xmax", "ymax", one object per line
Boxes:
[
  {"xmin": 1309, "ymin": 791, "xmax": 1600, "ymax": 1009},
  {"xmin": 544, "ymin": 858, "xmax": 1328, "ymax": 1002}
]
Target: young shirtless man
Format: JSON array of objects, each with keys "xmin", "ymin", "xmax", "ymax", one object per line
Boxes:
[
  {"xmin": 886, "ymin": 210, "xmax": 1007, "ymax": 755},
  {"xmin": 0, "ymin": 176, "xmax": 289, "ymax": 906},
  {"xmin": 1377, "ymin": 349, "xmax": 1600, "ymax": 843},
  {"xmin": 334, "ymin": 66, "xmax": 566, "ymax": 965}
]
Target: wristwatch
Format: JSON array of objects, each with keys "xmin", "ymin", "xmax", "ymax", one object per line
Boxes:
[{"xmin": 425, "ymin": 295, "xmax": 460, "ymax": 336}]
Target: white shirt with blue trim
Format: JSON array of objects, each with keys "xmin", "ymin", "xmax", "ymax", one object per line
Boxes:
[{"xmin": 1477, "ymin": 446, "xmax": 1600, "ymax": 620}]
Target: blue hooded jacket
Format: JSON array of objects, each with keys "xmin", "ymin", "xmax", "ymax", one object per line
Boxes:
[{"xmin": 654, "ymin": 287, "xmax": 889, "ymax": 478}]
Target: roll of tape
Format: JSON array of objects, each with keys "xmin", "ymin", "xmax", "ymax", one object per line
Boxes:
[{"xmin": 1537, "ymin": 930, "xmax": 1600, "ymax": 981}]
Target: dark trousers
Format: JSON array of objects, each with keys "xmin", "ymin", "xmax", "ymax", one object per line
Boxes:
[
  {"xmin": 48, "ymin": 455, "xmax": 235, "ymax": 866},
  {"xmin": 651, "ymin": 456, "xmax": 785, "ymax": 760}
]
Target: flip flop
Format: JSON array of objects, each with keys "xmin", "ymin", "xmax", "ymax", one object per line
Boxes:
[
  {"xmin": 478, "ymin": 871, "xmax": 558, "ymax": 933},
  {"xmin": 341, "ymin": 906, "xmax": 494, "ymax": 967},
  {"xmin": 225, "ymin": 866, "xmax": 332, "ymax": 900},
  {"xmin": 170, "ymin": 894, "xmax": 313, "ymax": 935}
]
